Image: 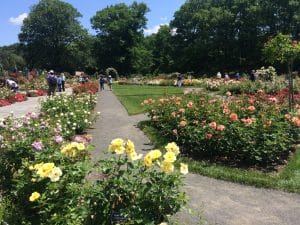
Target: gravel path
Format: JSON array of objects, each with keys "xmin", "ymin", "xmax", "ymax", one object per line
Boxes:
[{"xmin": 90, "ymin": 89, "xmax": 300, "ymax": 225}]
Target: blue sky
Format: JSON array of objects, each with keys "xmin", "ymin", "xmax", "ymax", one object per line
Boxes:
[{"xmin": 0, "ymin": 0, "xmax": 185, "ymax": 46}]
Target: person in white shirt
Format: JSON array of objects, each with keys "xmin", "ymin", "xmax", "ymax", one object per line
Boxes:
[{"xmin": 6, "ymin": 79, "xmax": 18, "ymax": 92}]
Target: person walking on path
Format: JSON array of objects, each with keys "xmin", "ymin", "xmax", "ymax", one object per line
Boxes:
[
  {"xmin": 99, "ymin": 76, "xmax": 105, "ymax": 91},
  {"xmin": 107, "ymin": 75, "xmax": 113, "ymax": 90},
  {"xmin": 47, "ymin": 70, "xmax": 57, "ymax": 96},
  {"xmin": 61, "ymin": 73, "xmax": 66, "ymax": 92},
  {"xmin": 57, "ymin": 74, "xmax": 63, "ymax": 92}
]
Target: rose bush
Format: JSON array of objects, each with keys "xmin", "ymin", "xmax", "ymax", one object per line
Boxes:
[{"xmin": 143, "ymin": 92, "xmax": 300, "ymax": 168}]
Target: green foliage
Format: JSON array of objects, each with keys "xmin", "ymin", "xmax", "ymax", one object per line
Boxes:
[
  {"xmin": 0, "ymin": 44, "xmax": 26, "ymax": 71},
  {"xmin": 263, "ymin": 33, "xmax": 300, "ymax": 65},
  {"xmin": 91, "ymin": 2, "xmax": 149, "ymax": 75},
  {"xmin": 19, "ymin": 0, "xmax": 90, "ymax": 72}
]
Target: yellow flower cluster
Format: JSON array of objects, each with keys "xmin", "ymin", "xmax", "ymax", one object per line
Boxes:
[
  {"xmin": 61, "ymin": 142, "xmax": 85, "ymax": 158},
  {"xmin": 109, "ymin": 138, "xmax": 143, "ymax": 160},
  {"xmin": 143, "ymin": 142, "xmax": 188, "ymax": 175},
  {"xmin": 107, "ymin": 139, "xmax": 188, "ymax": 175},
  {"xmin": 30, "ymin": 162, "xmax": 63, "ymax": 182}
]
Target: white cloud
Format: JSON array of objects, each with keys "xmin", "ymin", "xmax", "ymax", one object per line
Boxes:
[
  {"xmin": 144, "ymin": 23, "xmax": 168, "ymax": 35},
  {"xmin": 160, "ymin": 16, "xmax": 168, "ymax": 21},
  {"xmin": 9, "ymin": 13, "xmax": 28, "ymax": 26}
]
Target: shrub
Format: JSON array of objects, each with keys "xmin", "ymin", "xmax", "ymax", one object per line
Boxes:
[
  {"xmin": 143, "ymin": 93, "xmax": 300, "ymax": 168},
  {"xmin": 256, "ymin": 66, "xmax": 277, "ymax": 81},
  {"xmin": 105, "ymin": 67, "xmax": 119, "ymax": 80}
]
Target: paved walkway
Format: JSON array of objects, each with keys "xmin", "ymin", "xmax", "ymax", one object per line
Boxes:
[
  {"xmin": 0, "ymin": 89, "xmax": 72, "ymax": 118},
  {"xmin": 90, "ymin": 90, "xmax": 300, "ymax": 225}
]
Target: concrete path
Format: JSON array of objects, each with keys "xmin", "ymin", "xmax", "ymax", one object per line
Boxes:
[
  {"xmin": 90, "ymin": 89, "xmax": 300, "ymax": 225},
  {"xmin": 0, "ymin": 88, "xmax": 72, "ymax": 118}
]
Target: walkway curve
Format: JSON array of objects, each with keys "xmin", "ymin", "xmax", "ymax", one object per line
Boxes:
[{"xmin": 90, "ymin": 89, "xmax": 300, "ymax": 225}]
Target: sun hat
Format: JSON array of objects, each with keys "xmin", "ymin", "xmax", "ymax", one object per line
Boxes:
[{"xmin": 49, "ymin": 70, "xmax": 54, "ymax": 73}]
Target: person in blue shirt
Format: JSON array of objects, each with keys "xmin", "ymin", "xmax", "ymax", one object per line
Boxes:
[{"xmin": 57, "ymin": 74, "xmax": 63, "ymax": 92}]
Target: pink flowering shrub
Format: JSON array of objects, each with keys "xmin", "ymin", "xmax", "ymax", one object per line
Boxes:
[{"xmin": 143, "ymin": 93, "xmax": 300, "ymax": 167}]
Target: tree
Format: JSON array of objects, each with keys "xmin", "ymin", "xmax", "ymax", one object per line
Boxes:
[
  {"xmin": 263, "ymin": 33, "xmax": 300, "ymax": 110},
  {"xmin": 145, "ymin": 25, "xmax": 175, "ymax": 74},
  {"xmin": 170, "ymin": 0, "xmax": 300, "ymax": 75},
  {"xmin": 91, "ymin": 2, "xmax": 149, "ymax": 75},
  {"xmin": 0, "ymin": 44, "xmax": 26, "ymax": 71},
  {"xmin": 19, "ymin": 0, "xmax": 89, "ymax": 72}
]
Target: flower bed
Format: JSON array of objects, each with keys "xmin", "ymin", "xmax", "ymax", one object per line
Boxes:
[
  {"xmin": 26, "ymin": 89, "xmax": 48, "ymax": 97},
  {"xmin": 143, "ymin": 92, "xmax": 300, "ymax": 168},
  {"xmin": 0, "ymin": 88, "xmax": 27, "ymax": 107},
  {"xmin": 73, "ymin": 82, "xmax": 99, "ymax": 94},
  {"xmin": 0, "ymin": 93, "xmax": 186, "ymax": 224}
]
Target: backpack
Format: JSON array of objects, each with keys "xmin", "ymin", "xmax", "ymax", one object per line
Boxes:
[{"xmin": 48, "ymin": 75, "xmax": 57, "ymax": 85}]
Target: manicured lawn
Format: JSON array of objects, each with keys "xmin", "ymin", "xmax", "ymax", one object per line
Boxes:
[{"xmin": 112, "ymin": 84, "xmax": 183, "ymax": 115}]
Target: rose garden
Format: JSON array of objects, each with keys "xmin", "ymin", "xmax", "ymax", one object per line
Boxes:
[{"xmin": 1, "ymin": 0, "xmax": 300, "ymax": 224}]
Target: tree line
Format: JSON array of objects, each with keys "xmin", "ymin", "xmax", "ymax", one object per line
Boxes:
[{"xmin": 1, "ymin": 0, "xmax": 300, "ymax": 76}]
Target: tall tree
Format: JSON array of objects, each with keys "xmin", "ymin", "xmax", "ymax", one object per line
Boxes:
[
  {"xmin": 0, "ymin": 44, "xmax": 26, "ymax": 71},
  {"xmin": 19, "ymin": 0, "xmax": 89, "ymax": 72},
  {"xmin": 91, "ymin": 2, "xmax": 149, "ymax": 75}
]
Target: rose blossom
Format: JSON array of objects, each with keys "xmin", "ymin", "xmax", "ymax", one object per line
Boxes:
[
  {"xmin": 187, "ymin": 101, "xmax": 194, "ymax": 107},
  {"xmin": 205, "ymin": 133, "xmax": 212, "ymax": 140},
  {"xmin": 216, "ymin": 125, "xmax": 225, "ymax": 131},
  {"xmin": 247, "ymin": 106, "xmax": 255, "ymax": 112},
  {"xmin": 229, "ymin": 113, "xmax": 238, "ymax": 121},
  {"xmin": 31, "ymin": 141, "xmax": 44, "ymax": 151},
  {"xmin": 172, "ymin": 129, "xmax": 178, "ymax": 135},
  {"xmin": 55, "ymin": 135, "xmax": 63, "ymax": 144},
  {"xmin": 209, "ymin": 122, "xmax": 217, "ymax": 129},
  {"xmin": 179, "ymin": 120, "xmax": 187, "ymax": 127}
]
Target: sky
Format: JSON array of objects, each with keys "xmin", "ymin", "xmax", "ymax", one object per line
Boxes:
[{"xmin": 0, "ymin": 0, "xmax": 185, "ymax": 46}]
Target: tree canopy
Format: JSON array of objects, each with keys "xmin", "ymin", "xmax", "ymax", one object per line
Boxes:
[
  {"xmin": 91, "ymin": 2, "xmax": 149, "ymax": 75},
  {"xmin": 19, "ymin": 0, "xmax": 90, "ymax": 72}
]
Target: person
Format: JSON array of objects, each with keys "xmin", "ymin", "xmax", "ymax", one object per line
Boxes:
[
  {"xmin": 61, "ymin": 73, "xmax": 65, "ymax": 92},
  {"xmin": 6, "ymin": 78, "xmax": 19, "ymax": 92},
  {"xmin": 250, "ymin": 70, "xmax": 256, "ymax": 82},
  {"xmin": 47, "ymin": 70, "xmax": 57, "ymax": 96},
  {"xmin": 99, "ymin": 76, "xmax": 105, "ymax": 91},
  {"xmin": 216, "ymin": 72, "xmax": 222, "ymax": 79},
  {"xmin": 235, "ymin": 72, "xmax": 240, "ymax": 80},
  {"xmin": 224, "ymin": 73, "xmax": 229, "ymax": 81},
  {"xmin": 57, "ymin": 74, "xmax": 63, "ymax": 92},
  {"xmin": 177, "ymin": 74, "xmax": 183, "ymax": 87},
  {"xmin": 107, "ymin": 75, "xmax": 113, "ymax": 90}
]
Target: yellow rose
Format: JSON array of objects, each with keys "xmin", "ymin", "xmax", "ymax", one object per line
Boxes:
[
  {"xmin": 34, "ymin": 162, "xmax": 44, "ymax": 171},
  {"xmin": 125, "ymin": 139, "xmax": 135, "ymax": 154},
  {"xmin": 29, "ymin": 166, "xmax": 34, "ymax": 171},
  {"xmin": 48, "ymin": 167, "xmax": 63, "ymax": 182},
  {"xmin": 128, "ymin": 151, "xmax": 143, "ymax": 161},
  {"xmin": 77, "ymin": 143, "xmax": 85, "ymax": 151},
  {"xmin": 37, "ymin": 163, "xmax": 55, "ymax": 178},
  {"xmin": 109, "ymin": 138, "xmax": 125, "ymax": 154},
  {"xmin": 161, "ymin": 161, "xmax": 174, "ymax": 173},
  {"xmin": 29, "ymin": 192, "xmax": 40, "ymax": 202},
  {"xmin": 149, "ymin": 149, "xmax": 162, "ymax": 160},
  {"xmin": 180, "ymin": 163, "xmax": 189, "ymax": 175},
  {"xmin": 165, "ymin": 142, "xmax": 180, "ymax": 156},
  {"xmin": 31, "ymin": 178, "xmax": 37, "ymax": 182},
  {"xmin": 144, "ymin": 154, "xmax": 153, "ymax": 167},
  {"xmin": 163, "ymin": 152, "xmax": 176, "ymax": 163}
]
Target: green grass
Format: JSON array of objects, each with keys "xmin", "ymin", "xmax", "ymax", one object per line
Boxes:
[
  {"xmin": 138, "ymin": 120, "xmax": 300, "ymax": 193},
  {"xmin": 112, "ymin": 84, "xmax": 183, "ymax": 115}
]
